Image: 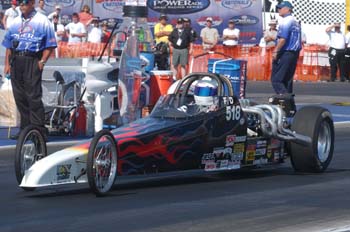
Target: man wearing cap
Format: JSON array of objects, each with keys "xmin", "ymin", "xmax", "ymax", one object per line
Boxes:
[
  {"xmin": 154, "ymin": 14, "xmax": 173, "ymax": 70},
  {"xmin": 263, "ymin": 20, "xmax": 278, "ymax": 47},
  {"xmin": 2, "ymin": 0, "xmax": 57, "ymax": 139},
  {"xmin": 2, "ymin": 0, "xmax": 20, "ymax": 30},
  {"xmin": 48, "ymin": 5, "xmax": 61, "ymax": 23},
  {"xmin": 222, "ymin": 19, "xmax": 240, "ymax": 46},
  {"xmin": 326, "ymin": 23, "xmax": 347, "ymax": 82},
  {"xmin": 86, "ymin": 17, "xmax": 102, "ymax": 43},
  {"xmin": 270, "ymin": 1, "xmax": 302, "ymax": 94},
  {"xmin": 183, "ymin": 17, "xmax": 198, "ymax": 42},
  {"xmin": 200, "ymin": 17, "xmax": 219, "ymax": 51},
  {"xmin": 35, "ymin": 0, "xmax": 46, "ymax": 16},
  {"xmin": 168, "ymin": 18, "xmax": 193, "ymax": 79}
]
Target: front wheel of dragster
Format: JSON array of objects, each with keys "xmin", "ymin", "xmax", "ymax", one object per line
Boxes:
[
  {"xmin": 290, "ymin": 106, "xmax": 334, "ymax": 173},
  {"xmin": 14, "ymin": 125, "xmax": 48, "ymax": 191},
  {"xmin": 87, "ymin": 129, "xmax": 118, "ymax": 197}
]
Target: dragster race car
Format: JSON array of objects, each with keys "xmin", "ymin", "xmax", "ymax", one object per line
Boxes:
[{"xmin": 15, "ymin": 72, "xmax": 334, "ymax": 196}]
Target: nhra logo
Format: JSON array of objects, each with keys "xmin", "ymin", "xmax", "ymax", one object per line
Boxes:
[
  {"xmin": 231, "ymin": 15, "xmax": 259, "ymax": 25},
  {"xmin": 147, "ymin": 0, "xmax": 210, "ymax": 14},
  {"xmin": 102, "ymin": 0, "xmax": 124, "ymax": 12},
  {"xmin": 45, "ymin": 0, "xmax": 75, "ymax": 7},
  {"xmin": 221, "ymin": 0, "xmax": 255, "ymax": 9}
]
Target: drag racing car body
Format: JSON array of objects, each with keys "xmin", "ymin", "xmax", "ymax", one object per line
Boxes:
[{"xmin": 17, "ymin": 72, "xmax": 334, "ymax": 196}]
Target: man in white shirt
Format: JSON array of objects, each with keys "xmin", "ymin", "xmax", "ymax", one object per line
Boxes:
[
  {"xmin": 64, "ymin": 12, "xmax": 86, "ymax": 44},
  {"xmin": 222, "ymin": 19, "xmax": 240, "ymax": 46},
  {"xmin": 2, "ymin": 0, "xmax": 20, "ymax": 30},
  {"xmin": 200, "ymin": 17, "xmax": 219, "ymax": 51},
  {"xmin": 48, "ymin": 5, "xmax": 61, "ymax": 23},
  {"xmin": 326, "ymin": 23, "xmax": 347, "ymax": 82},
  {"xmin": 87, "ymin": 17, "xmax": 102, "ymax": 43},
  {"xmin": 35, "ymin": 0, "xmax": 46, "ymax": 16}
]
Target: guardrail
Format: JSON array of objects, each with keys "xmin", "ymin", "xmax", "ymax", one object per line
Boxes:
[{"xmin": 55, "ymin": 42, "xmax": 331, "ymax": 82}]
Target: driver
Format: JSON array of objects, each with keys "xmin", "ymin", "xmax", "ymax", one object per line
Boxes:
[{"xmin": 193, "ymin": 77, "xmax": 219, "ymax": 113}]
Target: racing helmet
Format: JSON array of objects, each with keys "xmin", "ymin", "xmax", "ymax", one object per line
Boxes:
[{"xmin": 193, "ymin": 77, "xmax": 218, "ymax": 106}]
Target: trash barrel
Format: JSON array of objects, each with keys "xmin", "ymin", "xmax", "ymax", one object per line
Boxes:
[
  {"xmin": 208, "ymin": 59, "xmax": 247, "ymax": 98},
  {"xmin": 149, "ymin": 70, "xmax": 174, "ymax": 106}
]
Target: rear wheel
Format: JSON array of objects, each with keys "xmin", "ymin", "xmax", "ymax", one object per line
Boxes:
[
  {"xmin": 87, "ymin": 130, "xmax": 118, "ymax": 197},
  {"xmin": 14, "ymin": 126, "xmax": 47, "ymax": 191},
  {"xmin": 290, "ymin": 106, "xmax": 334, "ymax": 172}
]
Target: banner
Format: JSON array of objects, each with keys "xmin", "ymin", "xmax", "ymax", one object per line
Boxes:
[{"xmin": 147, "ymin": 0, "xmax": 263, "ymax": 44}]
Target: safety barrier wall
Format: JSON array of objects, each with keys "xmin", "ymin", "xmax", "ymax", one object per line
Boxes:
[{"xmin": 55, "ymin": 42, "xmax": 331, "ymax": 82}]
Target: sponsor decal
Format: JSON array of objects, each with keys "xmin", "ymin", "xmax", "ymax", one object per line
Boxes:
[
  {"xmin": 45, "ymin": 0, "xmax": 75, "ymax": 7},
  {"xmin": 225, "ymin": 135, "xmax": 235, "ymax": 146},
  {"xmin": 101, "ymin": 0, "xmax": 124, "ymax": 11},
  {"xmin": 266, "ymin": 149, "xmax": 272, "ymax": 159},
  {"xmin": 213, "ymin": 147, "xmax": 225, "ymax": 159},
  {"xmin": 269, "ymin": 139, "xmax": 281, "ymax": 149},
  {"xmin": 222, "ymin": 96, "xmax": 236, "ymax": 106},
  {"xmin": 233, "ymin": 143, "xmax": 245, "ymax": 153},
  {"xmin": 202, "ymin": 153, "xmax": 215, "ymax": 164},
  {"xmin": 205, "ymin": 162, "xmax": 216, "ymax": 171},
  {"xmin": 253, "ymin": 158, "xmax": 268, "ymax": 165},
  {"xmin": 235, "ymin": 136, "xmax": 246, "ymax": 143},
  {"xmin": 256, "ymin": 140, "xmax": 267, "ymax": 148},
  {"xmin": 196, "ymin": 16, "xmax": 223, "ymax": 27},
  {"xmin": 231, "ymin": 15, "xmax": 259, "ymax": 25},
  {"xmin": 274, "ymin": 152, "xmax": 280, "ymax": 162},
  {"xmin": 148, "ymin": 0, "xmax": 210, "ymax": 14},
  {"xmin": 219, "ymin": 0, "xmax": 255, "ymax": 9},
  {"xmin": 56, "ymin": 164, "xmax": 72, "ymax": 181},
  {"xmin": 255, "ymin": 148, "xmax": 266, "ymax": 156}
]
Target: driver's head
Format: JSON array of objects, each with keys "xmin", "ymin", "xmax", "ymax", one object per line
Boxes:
[{"xmin": 194, "ymin": 76, "xmax": 218, "ymax": 106}]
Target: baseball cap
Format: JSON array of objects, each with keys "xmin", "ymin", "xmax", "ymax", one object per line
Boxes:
[
  {"xmin": 177, "ymin": 18, "xmax": 183, "ymax": 24},
  {"xmin": 206, "ymin": 17, "xmax": 213, "ymax": 22},
  {"xmin": 228, "ymin": 19, "xmax": 235, "ymax": 24},
  {"xmin": 55, "ymin": 5, "xmax": 61, "ymax": 9},
  {"xmin": 183, "ymin": 17, "xmax": 191, "ymax": 23},
  {"xmin": 11, "ymin": 0, "xmax": 17, "ymax": 5},
  {"xmin": 159, "ymin": 14, "xmax": 168, "ymax": 20},
  {"xmin": 276, "ymin": 1, "xmax": 293, "ymax": 9}
]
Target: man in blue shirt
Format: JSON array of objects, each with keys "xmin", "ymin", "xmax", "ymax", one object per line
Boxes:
[
  {"xmin": 270, "ymin": 1, "xmax": 302, "ymax": 94},
  {"xmin": 2, "ymin": 0, "xmax": 57, "ymax": 139}
]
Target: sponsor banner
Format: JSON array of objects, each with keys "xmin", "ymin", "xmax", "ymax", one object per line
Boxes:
[{"xmin": 147, "ymin": 0, "xmax": 262, "ymax": 44}]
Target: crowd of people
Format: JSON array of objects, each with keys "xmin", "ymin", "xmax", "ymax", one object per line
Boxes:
[{"xmin": 1, "ymin": 1, "xmax": 112, "ymax": 45}]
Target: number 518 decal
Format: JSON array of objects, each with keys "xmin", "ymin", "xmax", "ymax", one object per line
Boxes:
[{"xmin": 226, "ymin": 105, "xmax": 241, "ymax": 121}]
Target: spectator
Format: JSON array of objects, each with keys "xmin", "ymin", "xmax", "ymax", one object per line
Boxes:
[
  {"xmin": 48, "ymin": 5, "xmax": 61, "ymax": 23},
  {"xmin": 168, "ymin": 18, "xmax": 193, "ymax": 79},
  {"xmin": 200, "ymin": 17, "xmax": 219, "ymax": 51},
  {"xmin": 52, "ymin": 15, "xmax": 64, "ymax": 42},
  {"xmin": 326, "ymin": 23, "xmax": 347, "ymax": 82},
  {"xmin": 87, "ymin": 17, "xmax": 102, "ymax": 43},
  {"xmin": 183, "ymin": 17, "xmax": 197, "ymax": 42},
  {"xmin": 222, "ymin": 19, "xmax": 240, "ymax": 46},
  {"xmin": 345, "ymin": 25, "xmax": 350, "ymax": 81},
  {"xmin": 260, "ymin": 20, "xmax": 278, "ymax": 47},
  {"xmin": 64, "ymin": 12, "xmax": 86, "ymax": 44},
  {"xmin": 2, "ymin": 0, "xmax": 20, "ymax": 30},
  {"xmin": 35, "ymin": 0, "xmax": 46, "ymax": 16},
  {"xmin": 270, "ymin": 1, "xmax": 302, "ymax": 94},
  {"xmin": 2, "ymin": 0, "xmax": 56, "ymax": 139},
  {"xmin": 154, "ymin": 14, "xmax": 172, "ymax": 70},
  {"xmin": 101, "ymin": 21, "xmax": 111, "ymax": 43},
  {"xmin": 78, "ymin": 4, "xmax": 93, "ymax": 28}
]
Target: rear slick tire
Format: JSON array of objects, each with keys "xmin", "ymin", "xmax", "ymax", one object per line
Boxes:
[
  {"xmin": 87, "ymin": 130, "xmax": 118, "ymax": 197},
  {"xmin": 14, "ymin": 125, "xmax": 47, "ymax": 191},
  {"xmin": 290, "ymin": 106, "xmax": 334, "ymax": 173}
]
